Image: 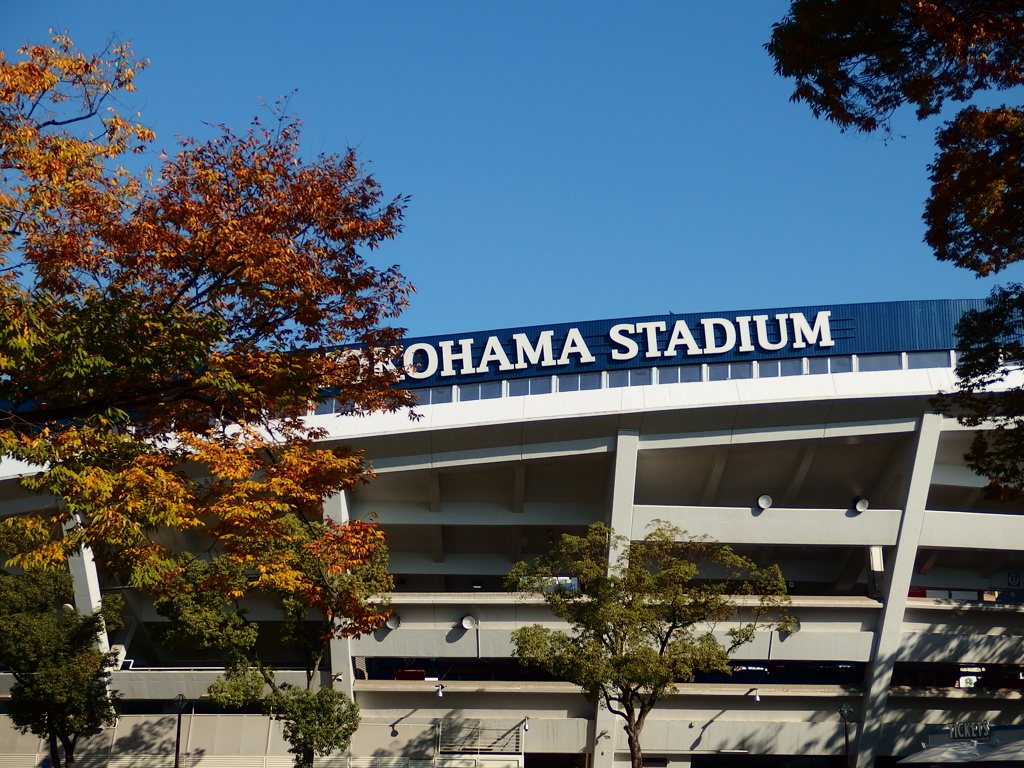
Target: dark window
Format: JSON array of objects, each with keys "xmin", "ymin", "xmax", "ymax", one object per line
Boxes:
[
  {"xmin": 608, "ymin": 371, "xmax": 629, "ymax": 388},
  {"xmin": 561, "ymin": 373, "xmax": 602, "ymax": 391},
  {"xmin": 708, "ymin": 362, "xmax": 750, "ymax": 381},
  {"xmin": 830, "ymin": 355, "xmax": 853, "ymax": 373},
  {"xmin": 707, "ymin": 363, "xmax": 729, "ymax": 381},
  {"xmin": 730, "ymin": 362, "xmax": 752, "ymax": 379},
  {"xmin": 808, "ymin": 357, "xmax": 828, "ymax": 375},
  {"xmin": 417, "ymin": 386, "xmax": 452, "ymax": 405},
  {"xmin": 907, "ymin": 350, "xmax": 951, "ymax": 369},
  {"xmin": 809, "ymin": 356, "xmax": 853, "ymax": 374},
  {"xmin": 658, "ymin": 365, "xmax": 702, "ymax": 383},
  {"xmin": 508, "ymin": 378, "xmax": 529, "ymax": 397},
  {"xmin": 528, "ymin": 376, "xmax": 553, "ymax": 394},
  {"xmin": 479, "ymin": 381, "xmax": 502, "ymax": 399},
  {"xmin": 780, "ymin": 358, "xmax": 803, "ymax": 376},
  {"xmin": 428, "ymin": 386, "xmax": 453, "ymax": 404},
  {"xmin": 858, "ymin": 353, "xmax": 902, "ymax": 372},
  {"xmin": 460, "ymin": 382, "xmax": 502, "ymax": 401},
  {"xmin": 629, "ymin": 368, "xmax": 653, "ymax": 386}
]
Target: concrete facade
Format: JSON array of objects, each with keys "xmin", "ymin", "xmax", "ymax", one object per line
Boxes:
[{"xmin": 2, "ymin": 302, "xmax": 1024, "ymax": 767}]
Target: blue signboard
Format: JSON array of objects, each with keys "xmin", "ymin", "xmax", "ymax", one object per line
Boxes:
[{"xmin": 388, "ymin": 299, "xmax": 983, "ymax": 389}]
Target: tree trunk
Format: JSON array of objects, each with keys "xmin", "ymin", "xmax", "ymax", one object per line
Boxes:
[
  {"xmin": 624, "ymin": 722, "xmax": 644, "ymax": 768},
  {"xmin": 48, "ymin": 732, "xmax": 62, "ymax": 768},
  {"xmin": 59, "ymin": 732, "xmax": 76, "ymax": 768},
  {"xmin": 298, "ymin": 746, "xmax": 314, "ymax": 768}
]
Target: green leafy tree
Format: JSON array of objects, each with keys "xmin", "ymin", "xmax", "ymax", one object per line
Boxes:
[
  {"xmin": 0, "ymin": 569, "xmax": 122, "ymax": 768},
  {"xmin": 155, "ymin": 518, "xmax": 391, "ymax": 767},
  {"xmin": 265, "ymin": 686, "xmax": 360, "ymax": 768},
  {"xmin": 767, "ymin": 2, "xmax": 1024, "ymax": 495},
  {"xmin": 505, "ymin": 522, "xmax": 792, "ymax": 768}
]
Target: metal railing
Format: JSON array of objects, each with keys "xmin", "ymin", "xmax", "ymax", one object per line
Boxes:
[{"xmin": 437, "ymin": 719, "xmax": 522, "ymax": 755}]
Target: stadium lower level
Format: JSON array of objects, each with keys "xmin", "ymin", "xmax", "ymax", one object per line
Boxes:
[{"xmin": 3, "ymin": 300, "xmax": 1023, "ymax": 767}]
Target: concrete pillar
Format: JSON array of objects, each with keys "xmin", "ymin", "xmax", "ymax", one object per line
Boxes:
[
  {"xmin": 325, "ymin": 491, "xmax": 356, "ymax": 699},
  {"xmin": 855, "ymin": 412, "xmax": 942, "ymax": 768},
  {"xmin": 607, "ymin": 429, "xmax": 639, "ymax": 539},
  {"xmin": 593, "ymin": 429, "xmax": 640, "ymax": 768},
  {"xmin": 65, "ymin": 513, "xmax": 109, "ymax": 653}
]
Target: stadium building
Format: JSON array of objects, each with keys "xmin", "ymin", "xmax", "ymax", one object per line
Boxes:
[{"xmin": 4, "ymin": 298, "xmax": 1024, "ymax": 768}]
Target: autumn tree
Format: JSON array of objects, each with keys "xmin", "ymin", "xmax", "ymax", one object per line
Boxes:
[
  {"xmin": 156, "ymin": 518, "xmax": 390, "ymax": 768},
  {"xmin": 0, "ymin": 569, "xmax": 122, "ymax": 768},
  {"xmin": 0, "ymin": 38, "xmax": 411, "ymax": 583},
  {"xmin": 767, "ymin": 2, "xmax": 1024, "ymax": 494},
  {"xmin": 0, "ymin": 31, "xmax": 411, "ymax": 756},
  {"xmin": 505, "ymin": 522, "xmax": 792, "ymax": 768}
]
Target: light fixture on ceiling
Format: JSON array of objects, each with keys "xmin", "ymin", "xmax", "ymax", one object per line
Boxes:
[
  {"xmin": 460, "ymin": 614, "xmax": 478, "ymax": 630},
  {"xmin": 852, "ymin": 496, "xmax": 869, "ymax": 513},
  {"xmin": 757, "ymin": 495, "xmax": 773, "ymax": 510},
  {"xmin": 436, "ymin": 683, "xmax": 446, "ymax": 699},
  {"xmin": 385, "ymin": 614, "xmax": 401, "ymax": 630},
  {"xmin": 523, "ymin": 717, "xmax": 529, "ymax": 732}
]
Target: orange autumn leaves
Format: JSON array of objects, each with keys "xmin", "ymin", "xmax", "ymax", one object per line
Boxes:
[
  {"xmin": 769, "ymin": 2, "xmax": 1024, "ymax": 496},
  {"xmin": 0, "ymin": 35, "xmax": 409, "ymax": 632}
]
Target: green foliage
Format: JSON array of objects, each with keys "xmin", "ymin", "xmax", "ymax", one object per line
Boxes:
[
  {"xmin": 264, "ymin": 686, "xmax": 360, "ymax": 768},
  {"xmin": 506, "ymin": 522, "xmax": 791, "ymax": 768},
  {"xmin": 206, "ymin": 655, "xmax": 360, "ymax": 766},
  {"xmin": 152, "ymin": 556, "xmax": 258, "ymax": 651},
  {"xmin": 0, "ymin": 569, "xmax": 120, "ymax": 768},
  {"xmin": 207, "ymin": 654, "xmax": 269, "ymax": 709},
  {"xmin": 158, "ymin": 542, "xmax": 386, "ymax": 767},
  {"xmin": 935, "ymin": 285, "xmax": 1024, "ymax": 497}
]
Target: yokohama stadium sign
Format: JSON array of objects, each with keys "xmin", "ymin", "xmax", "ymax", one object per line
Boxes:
[{"xmin": 378, "ymin": 299, "xmax": 983, "ymax": 389}]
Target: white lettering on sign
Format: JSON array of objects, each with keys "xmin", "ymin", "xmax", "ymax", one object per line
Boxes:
[
  {"xmin": 513, "ymin": 331, "xmax": 556, "ymax": 369},
  {"xmin": 665, "ymin": 320, "xmax": 702, "ymax": 356},
  {"xmin": 948, "ymin": 721, "xmax": 990, "ymax": 741},
  {"xmin": 557, "ymin": 328, "xmax": 596, "ymax": 365},
  {"xmin": 754, "ymin": 314, "xmax": 790, "ymax": 351},
  {"xmin": 701, "ymin": 318, "xmax": 736, "ymax": 354},
  {"xmin": 439, "ymin": 338, "xmax": 476, "ymax": 377},
  {"xmin": 792, "ymin": 311, "xmax": 835, "ymax": 349},
  {"xmin": 736, "ymin": 316, "xmax": 755, "ymax": 353},
  {"xmin": 609, "ymin": 324, "xmax": 640, "ymax": 360},
  {"xmin": 395, "ymin": 310, "xmax": 837, "ymax": 381},
  {"xmin": 476, "ymin": 336, "xmax": 514, "ymax": 373},
  {"xmin": 403, "ymin": 342, "xmax": 439, "ymax": 379},
  {"xmin": 635, "ymin": 322, "xmax": 667, "ymax": 358}
]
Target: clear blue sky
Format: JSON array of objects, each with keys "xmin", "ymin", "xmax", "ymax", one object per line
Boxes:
[{"xmin": 2, "ymin": 1, "xmax": 1003, "ymax": 337}]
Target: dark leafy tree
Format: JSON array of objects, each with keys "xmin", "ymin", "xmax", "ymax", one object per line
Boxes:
[
  {"xmin": 155, "ymin": 521, "xmax": 391, "ymax": 767},
  {"xmin": 505, "ymin": 522, "xmax": 793, "ymax": 768},
  {"xmin": 768, "ymin": 2, "xmax": 1024, "ymax": 494},
  {"xmin": 0, "ymin": 569, "xmax": 122, "ymax": 768}
]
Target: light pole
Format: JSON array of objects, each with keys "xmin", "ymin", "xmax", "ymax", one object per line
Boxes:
[
  {"xmin": 173, "ymin": 693, "xmax": 188, "ymax": 768},
  {"xmin": 839, "ymin": 703, "xmax": 854, "ymax": 768}
]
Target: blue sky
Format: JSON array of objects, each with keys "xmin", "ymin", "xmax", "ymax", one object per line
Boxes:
[{"xmin": 2, "ymin": 1, "xmax": 1004, "ymax": 337}]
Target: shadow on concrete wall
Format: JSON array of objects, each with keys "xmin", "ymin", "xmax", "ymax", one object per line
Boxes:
[
  {"xmin": 74, "ymin": 716, "xmax": 206, "ymax": 762},
  {"xmin": 372, "ymin": 710, "xmax": 476, "ymax": 760}
]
